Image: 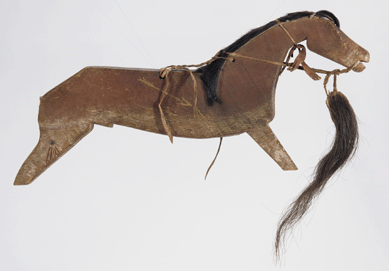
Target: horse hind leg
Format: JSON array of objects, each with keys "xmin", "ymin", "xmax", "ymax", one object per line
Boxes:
[
  {"xmin": 14, "ymin": 123, "xmax": 94, "ymax": 185},
  {"xmin": 247, "ymin": 124, "xmax": 297, "ymax": 170}
]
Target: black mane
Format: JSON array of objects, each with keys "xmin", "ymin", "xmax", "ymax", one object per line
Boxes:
[{"xmin": 196, "ymin": 10, "xmax": 340, "ymax": 105}]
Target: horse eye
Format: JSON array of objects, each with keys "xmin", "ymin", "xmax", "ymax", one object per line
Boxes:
[{"xmin": 50, "ymin": 140, "xmax": 55, "ymax": 145}]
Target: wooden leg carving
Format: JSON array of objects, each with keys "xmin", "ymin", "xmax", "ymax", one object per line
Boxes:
[
  {"xmin": 14, "ymin": 123, "xmax": 94, "ymax": 185},
  {"xmin": 247, "ymin": 125, "xmax": 297, "ymax": 170}
]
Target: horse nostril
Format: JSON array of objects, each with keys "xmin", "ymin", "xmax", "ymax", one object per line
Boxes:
[
  {"xmin": 358, "ymin": 49, "xmax": 370, "ymax": 63},
  {"xmin": 362, "ymin": 51, "xmax": 370, "ymax": 63}
]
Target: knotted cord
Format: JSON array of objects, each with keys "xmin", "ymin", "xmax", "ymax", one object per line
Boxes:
[{"xmin": 158, "ymin": 53, "xmax": 233, "ymax": 143}]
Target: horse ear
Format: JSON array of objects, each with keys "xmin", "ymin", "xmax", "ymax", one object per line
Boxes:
[
  {"xmin": 274, "ymin": 90, "xmax": 359, "ymax": 261},
  {"xmin": 316, "ymin": 10, "xmax": 340, "ymax": 27}
]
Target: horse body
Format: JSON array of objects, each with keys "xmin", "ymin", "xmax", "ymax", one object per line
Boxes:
[
  {"xmin": 15, "ymin": 13, "xmax": 369, "ymax": 191},
  {"xmin": 38, "ymin": 67, "xmax": 261, "ymax": 138}
]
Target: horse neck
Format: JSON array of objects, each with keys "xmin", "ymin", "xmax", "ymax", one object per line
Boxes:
[
  {"xmin": 236, "ymin": 18, "xmax": 312, "ymax": 68},
  {"xmin": 217, "ymin": 18, "xmax": 313, "ymax": 121}
]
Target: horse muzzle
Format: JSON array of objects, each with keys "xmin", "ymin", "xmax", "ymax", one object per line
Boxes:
[{"xmin": 352, "ymin": 50, "xmax": 370, "ymax": 72}]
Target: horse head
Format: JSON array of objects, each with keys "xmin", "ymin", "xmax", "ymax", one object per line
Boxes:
[{"xmin": 306, "ymin": 14, "xmax": 369, "ymax": 72}]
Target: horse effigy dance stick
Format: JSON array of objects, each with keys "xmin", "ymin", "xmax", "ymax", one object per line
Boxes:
[{"xmin": 14, "ymin": 10, "xmax": 369, "ymax": 261}]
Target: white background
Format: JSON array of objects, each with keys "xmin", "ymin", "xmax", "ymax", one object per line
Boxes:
[{"xmin": 1, "ymin": 0, "xmax": 388, "ymax": 270}]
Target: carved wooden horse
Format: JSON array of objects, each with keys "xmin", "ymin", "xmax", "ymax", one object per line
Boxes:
[{"xmin": 15, "ymin": 11, "xmax": 369, "ymax": 258}]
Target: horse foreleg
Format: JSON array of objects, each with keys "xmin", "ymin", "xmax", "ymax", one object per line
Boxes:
[{"xmin": 247, "ymin": 125, "xmax": 297, "ymax": 170}]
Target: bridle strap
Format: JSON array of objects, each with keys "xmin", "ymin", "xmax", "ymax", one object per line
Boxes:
[
  {"xmin": 276, "ymin": 19, "xmax": 321, "ymax": 80},
  {"xmin": 276, "ymin": 19, "xmax": 298, "ymax": 45}
]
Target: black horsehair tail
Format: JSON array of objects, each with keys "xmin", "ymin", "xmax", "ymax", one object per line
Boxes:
[{"xmin": 274, "ymin": 91, "xmax": 359, "ymax": 261}]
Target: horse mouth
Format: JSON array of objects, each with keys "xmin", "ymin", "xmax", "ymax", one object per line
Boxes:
[
  {"xmin": 352, "ymin": 62, "xmax": 366, "ymax": 72},
  {"xmin": 352, "ymin": 52, "xmax": 370, "ymax": 72}
]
